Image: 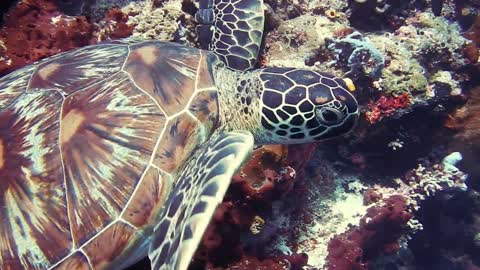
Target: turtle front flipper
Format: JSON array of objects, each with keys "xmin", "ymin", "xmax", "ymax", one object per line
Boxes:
[
  {"xmin": 195, "ymin": 0, "xmax": 264, "ymax": 71},
  {"xmin": 148, "ymin": 131, "xmax": 254, "ymax": 270}
]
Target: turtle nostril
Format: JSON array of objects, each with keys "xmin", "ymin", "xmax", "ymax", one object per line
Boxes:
[{"xmin": 317, "ymin": 107, "xmax": 344, "ymax": 125}]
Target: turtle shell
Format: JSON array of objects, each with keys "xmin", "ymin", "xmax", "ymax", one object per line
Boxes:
[{"xmin": 0, "ymin": 40, "xmax": 221, "ymax": 269}]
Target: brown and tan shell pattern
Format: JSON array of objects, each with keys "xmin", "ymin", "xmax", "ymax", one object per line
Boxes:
[{"xmin": 0, "ymin": 40, "xmax": 220, "ymax": 270}]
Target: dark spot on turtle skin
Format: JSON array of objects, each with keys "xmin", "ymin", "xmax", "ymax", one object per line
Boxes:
[
  {"xmin": 240, "ymin": 80, "xmax": 247, "ymax": 86},
  {"xmin": 299, "ymin": 100, "xmax": 314, "ymax": 113},
  {"xmin": 168, "ymin": 192, "xmax": 184, "ymax": 217},
  {"xmin": 152, "ymin": 220, "xmax": 170, "ymax": 248},
  {"xmin": 285, "ymin": 86, "xmax": 306, "ymax": 105},
  {"xmin": 290, "ymin": 133, "xmax": 305, "ymax": 139},
  {"xmin": 291, "ymin": 115, "xmax": 304, "ymax": 126},
  {"xmin": 230, "ymin": 44, "xmax": 250, "ymax": 57},
  {"xmin": 225, "ymin": 55, "xmax": 250, "ymax": 71},
  {"xmin": 233, "ymin": 31, "xmax": 251, "ymax": 46},
  {"xmin": 169, "ymin": 232, "xmax": 182, "ymax": 257},
  {"xmin": 276, "ymin": 130, "xmax": 288, "ymax": 136},
  {"xmin": 263, "ymin": 107, "xmax": 279, "ymax": 124},
  {"xmin": 216, "ymin": 48, "xmax": 229, "ymax": 56},
  {"xmin": 226, "ymin": 22, "xmax": 237, "ymax": 30},
  {"xmin": 277, "ymin": 110, "xmax": 289, "ymax": 121},
  {"xmin": 279, "ymin": 124, "xmax": 289, "ymax": 129},
  {"xmin": 285, "ymin": 70, "xmax": 321, "ymax": 86},
  {"xmin": 263, "ymin": 75, "xmax": 294, "ymax": 91},
  {"xmin": 262, "ymin": 90, "xmax": 282, "ymax": 108},
  {"xmin": 183, "ymin": 225, "xmax": 193, "ymax": 240},
  {"xmin": 223, "ymin": 55, "xmax": 250, "ymax": 70},
  {"xmin": 223, "ymin": 4, "xmax": 234, "ymax": 14},
  {"xmin": 246, "ymin": 96, "xmax": 252, "ymax": 105},
  {"xmin": 158, "ymin": 242, "xmax": 170, "ymax": 265},
  {"xmin": 236, "ymin": 21, "xmax": 251, "ymax": 30},
  {"xmin": 219, "ymin": 34, "xmax": 235, "ymax": 46},
  {"xmin": 261, "ymin": 117, "xmax": 275, "ymax": 130},
  {"xmin": 243, "ymin": 107, "xmax": 249, "ymax": 114},
  {"xmin": 309, "ymin": 126, "xmax": 327, "ymax": 136},
  {"xmin": 176, "ymin": 206, "xmax": 187, "ymax": 228},
  {"xmin": 284, "ymin": 106, "xmax": 297, "ymax": 114},
  {"xmin": 306, "ymin": 118, "xmax": 320, "ymax": 129},
  {"xmin": 321, "ymin": 77, "xmax": 337, "ymax": 88},
  {"xmin": 246, "ymin": 43, "xmax": 259, "ymax": 54},
  {"xmin": 216, "ymin": 40, "xmax": 230, "ymax": 49},
  {"xmin": 192, "ymin": 201, "xmax": 207, "ymax": 215},
  {"xmin": 305, "ymin": 112, "xmax": 314, "ymax": 119},
  {"xmin": 241, "ymin": 97, "xmax": 246, "ymax": 104}
]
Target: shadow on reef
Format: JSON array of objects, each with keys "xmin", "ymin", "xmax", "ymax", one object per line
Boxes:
[
  {"xmin": 331, "ymin": 94, "xmax": 465, "ymax": 180},
  {"xmin": 408, "ymin": 190, "xmax": 480, "ymax": 270},
  {"xmin": 347, "ymin": 0, "xmax": 480, "ymax": 32}
]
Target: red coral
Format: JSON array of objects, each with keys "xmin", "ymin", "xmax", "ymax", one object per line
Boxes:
[
  {"xmin": 326, "ymin": 195, "xmax": 413, "ymax": 270},
  {"xmin": 363, "ymin": 188, "xmax": 383, "ymax": 205},
  {"xmin": 365, "ymin": 93, "xmax": 411, "ymax": 124},
  {"xmin": 96, "ymin": 7, "xmax": 134, "ymax": 41},
  {"xmin": 0, "ymin": 0, "xmax": 133, "ymax": 76},
  {"xmin": 0, "ymin": 0, "xmax": 93, "ymax": 75}
]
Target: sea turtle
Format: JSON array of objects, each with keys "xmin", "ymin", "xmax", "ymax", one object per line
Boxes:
[{"xmin": 0, "ymin": 0, "xmax": 359, "ymax": 269}]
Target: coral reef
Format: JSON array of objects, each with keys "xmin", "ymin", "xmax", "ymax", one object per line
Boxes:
[
  {"xmin": 323, "ymin": 153, "xmax": 468, "ymax": 270},
  {"xmin": 326, "ymin": 195, "xmax": 412, "ymax": 270},
  {"xmin": 0, "ymin": 0, "xmax": 133, "ymax": 76},
  {"xmin": 326, "ymin": 31, "xmax": 385, "ymax": 79},
  {"xmin": 121, "ymin": 0, "xmax": 183, "ymax": 40},
  {"xmin": 446, "ymin": 88, "xmax": 480, "ymax": 190},
  {"xmin": 190, "ymin": 144, "xmax": 316, "ymax": 269},
  {"xmin": 0, "ymin": 0, "xmax": 93, "ymax": 75}
]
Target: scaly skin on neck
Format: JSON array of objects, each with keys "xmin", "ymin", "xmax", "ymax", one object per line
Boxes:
[{"xmin": 213, "ymin": 65, "xmax": 267, "ymax": 143}]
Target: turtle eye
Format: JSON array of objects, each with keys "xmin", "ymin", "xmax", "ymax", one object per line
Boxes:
[{"xmin": 316, "ymin": 107, "xmax": 345, "ymax": 125}]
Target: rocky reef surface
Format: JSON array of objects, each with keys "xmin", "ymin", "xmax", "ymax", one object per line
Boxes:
[{"xmin": 1, "ymin": 0, "xmax": 480, "ymax": 269}]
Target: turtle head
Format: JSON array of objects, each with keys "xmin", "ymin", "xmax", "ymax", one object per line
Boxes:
[{"xmin": 256, "ymin": 68, "xmax": 359, "ymax": 144}]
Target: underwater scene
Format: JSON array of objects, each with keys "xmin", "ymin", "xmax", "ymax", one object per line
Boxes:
[{"xmin": 0, "ymin": 0, "xmax": 479, "ymax": 269}]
